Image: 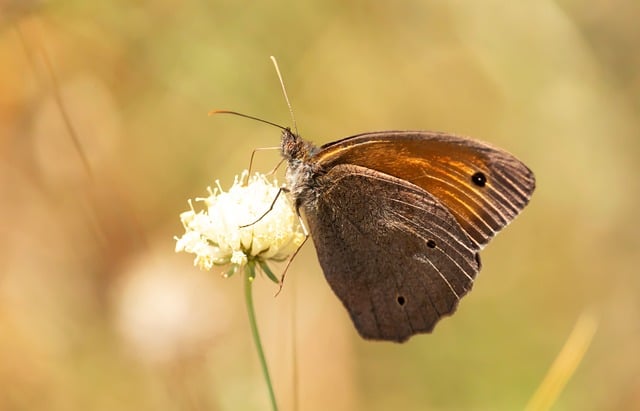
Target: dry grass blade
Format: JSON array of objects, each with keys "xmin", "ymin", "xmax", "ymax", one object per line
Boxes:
[{"xmin": 524, "ymin": 313, "xmax": 599, "ymax": 411}]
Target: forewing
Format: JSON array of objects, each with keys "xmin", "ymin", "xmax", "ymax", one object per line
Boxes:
[
  {"xmin": 313, "ymin": 131, "xmax": 535, "ymax": 247},
  {"xmin": 303, "ymin": 164, "xmax": 480, "ymax": 342}
]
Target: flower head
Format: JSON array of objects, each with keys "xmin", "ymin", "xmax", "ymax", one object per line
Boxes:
[{"xmin": 175, "ymin": 170, "xmax": 305, "ymax": 276}]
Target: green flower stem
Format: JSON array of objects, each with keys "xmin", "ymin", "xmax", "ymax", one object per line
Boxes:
[{"xmin": 244, "ymin": 262, "xmax": 278, "ymax": 411}]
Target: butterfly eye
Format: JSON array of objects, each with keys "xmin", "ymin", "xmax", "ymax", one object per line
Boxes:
[{"xmin": 471, "ymin": 171, "xmax": 487, "ymax": 187}]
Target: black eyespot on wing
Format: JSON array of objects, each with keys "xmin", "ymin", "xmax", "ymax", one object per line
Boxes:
[
  {"xmin": 426, "ymin": 239, "xmax": 436, "ymax": 248},
  {"xmin": 471, "ymin": 172, "xmax": 487, "ymax": 187},
  {"xmin": 397, "ymin": 295, "xmax": 406, "ymax": 306}
]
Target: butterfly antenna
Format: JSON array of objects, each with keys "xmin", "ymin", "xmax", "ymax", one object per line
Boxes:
[
  {"xmin": 208, "ymin": 109, "xmax": 288, "ymax": 131},
  {"xmin": 270, "ymin": 56, "xmax": 298, "ymax": 135}
]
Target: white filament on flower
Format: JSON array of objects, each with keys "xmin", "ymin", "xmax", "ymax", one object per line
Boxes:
[{"xmin": 175, "ymin": 170, "xmax": 305, "ymax": 274}]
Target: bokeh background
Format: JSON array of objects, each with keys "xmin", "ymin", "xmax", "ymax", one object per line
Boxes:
[{"xmin": 1, "ymin": 1, "xmax": 639, "ymax": 410}]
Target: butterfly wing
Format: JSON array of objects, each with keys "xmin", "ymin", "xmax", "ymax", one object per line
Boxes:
[
  {"xmin": 303, "ymin": 164, "xmax": 480, "ymax": 342},
  {"xmin": 313, "ymin": 131, "xmax": 535, "ymax": 247}
]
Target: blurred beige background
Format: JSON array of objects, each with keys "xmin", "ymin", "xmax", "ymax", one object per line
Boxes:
[{"xmin": 1, "ymin": 1, "xmax": 639, "ymax": 410}]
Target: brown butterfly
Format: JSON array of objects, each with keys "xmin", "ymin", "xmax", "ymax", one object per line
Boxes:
[{"xmin": 281, "ymin": 129, "xmax": 535, "ymax": 342}]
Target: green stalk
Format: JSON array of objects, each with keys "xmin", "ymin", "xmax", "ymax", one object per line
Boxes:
[{"xmin": 244, "ymin": 262, "xmax": 278, "ymax": 411}]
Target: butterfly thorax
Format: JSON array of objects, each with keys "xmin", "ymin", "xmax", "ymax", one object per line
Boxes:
[{"xmin": 281, "ymin": 129, "xmax": 322, "ymax": 210}]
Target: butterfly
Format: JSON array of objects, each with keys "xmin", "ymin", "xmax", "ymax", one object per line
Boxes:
[{"xmin": 281, "ymin": 129, "xmax": 534, "ymax": 342}]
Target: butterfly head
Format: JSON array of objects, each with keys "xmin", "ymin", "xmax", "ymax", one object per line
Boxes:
[
  {"xmin": 280, "ymin": 128, "xmax": 321, "ymax": 208},
  {"xmin": 281, "ymin": 128, "xmax": 308, "ymax": 161}
]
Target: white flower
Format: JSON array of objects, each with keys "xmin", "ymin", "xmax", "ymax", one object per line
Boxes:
[{"xmin": 175, "ymin": 170, "xmax": 305, "ymax": 276}]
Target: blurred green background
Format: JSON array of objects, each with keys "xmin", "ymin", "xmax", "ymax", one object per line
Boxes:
[{"xmin": 1, "ymin": 1, "xmax": 639, "ymax": 410}]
